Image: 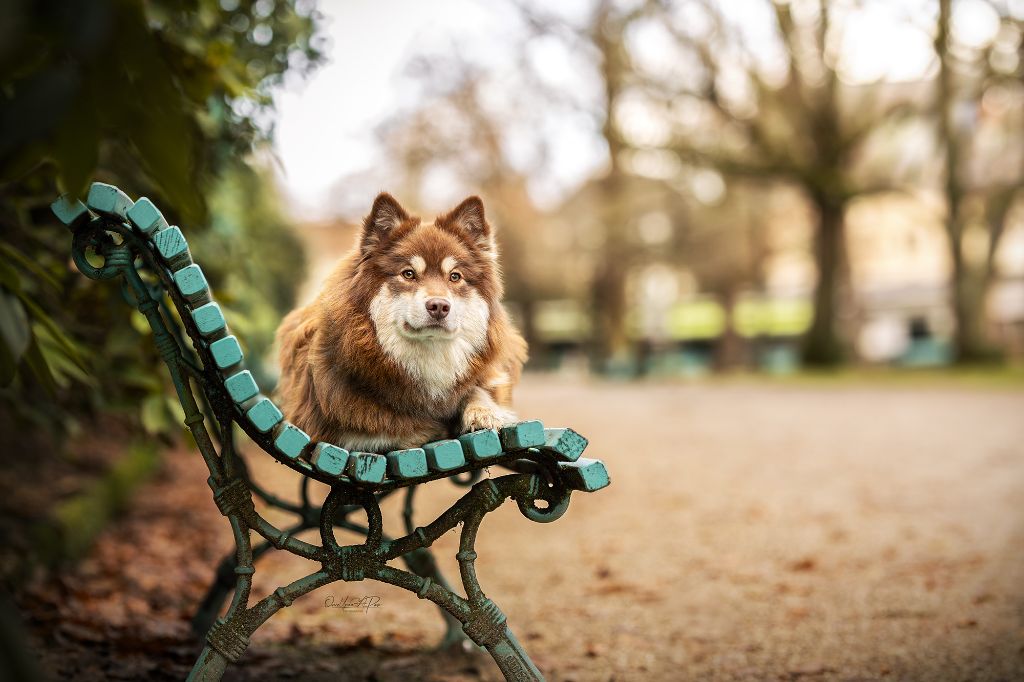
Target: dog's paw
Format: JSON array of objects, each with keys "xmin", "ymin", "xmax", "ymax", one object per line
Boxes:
[{"xmin": 461, "ymin": 404, "xmax": 517, "ymax": 433}]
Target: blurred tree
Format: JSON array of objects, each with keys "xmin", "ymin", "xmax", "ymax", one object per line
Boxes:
[
  {"xmin": 590, "ymin": 0, "xmax": 649, "ymax": 372},
  {"xmin": 0, "ymin": 0, "xmax": 321, "ymax": 440},
  {"xmin": 642, "ymin": 0, "xmax": 921, "ymax": 366},
  {"xmin": 680, "ymin": 180, "xmax": 773, "ymax": 369},
  {"xmin": 513, "ymin": 0, "xmax": 655, "ymax": 372},
  {"xmin": 438, "ymin": 0, "xmax": 780, "ymax": 371},
  {"xmin": 512, "ymin": 0, "xmax": 925, "ymax": 368},
  {"xmin": 935, "ymin": 0, "xmax": 1024, "ymax": 362}
]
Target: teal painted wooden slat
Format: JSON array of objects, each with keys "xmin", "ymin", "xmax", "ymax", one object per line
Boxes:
[
  {"xmin": 50, "ymin": 195, "xmax": 90, "ymax": 228},
  {"xmin": 173, "ymin": 264, "xmax": 210, "ymax": 304},
  {"xmin": 191, "ymin": 302, "xmax": 226, "ymax": 337},
  {"xmin": 86, "ymin": 182, "xmax": 133, "ymax": 218},
  {"xmin": 126, "ymin": 197, "xmax": 168, "ymax": 235},
  {"xmin": 224, "ymin": 370, "xmax": 258, "ymax": 403},
  {"xmin": 209, "ymin": 335, "xmax": 243, "ymax": 369},
  {"xmin": 172, "ymin": 261, "xmax": 207, "ymax": 301},
  {"xmin": 346, "ymin": 452, "xmax": 387, "ymax": 483},
  {"xmin": 246, "ymin": 398, "xmax": 283, "ymax": 433},
  {"xmin": 386, "ymin": 448, "xmax": 428, "ymax": 479},
  {"xmin": 541, "ymin": 428, "xmax": 588, "ymax": 462},
  {"xmin": 458, "ymin": 429, "xmax": 502, "ymax": 461},
  {"xmin": 423, "ymin": 439, "xmax": 465, "ymax": 471},
  {"xmin": 274, "ymin": 423, "xmax": 310, "ymax": 460},
  {"xmin": 311, "ymin": 443, "xmax": 349, "ymax": 477},
  {"xmin": 556, "ymin": 458, "xmax": 609, "ymax": 492},
  {"xmin": 499, "ymin": 420, "xmax": 545, "ymax": 450},
  {"xmin": 155, "ymin": 226, "xmax": 192, "ymax": 270}
]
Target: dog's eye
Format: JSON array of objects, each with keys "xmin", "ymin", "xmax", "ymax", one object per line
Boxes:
[
  {"xmin": 449, "ymin": 272, "xmax": 462, "ymax": 282},
  {"xmin": 401, "ymin": 269, "xmax": 416, "ymax": 280}
]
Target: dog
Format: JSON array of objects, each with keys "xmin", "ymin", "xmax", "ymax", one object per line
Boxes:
[{"xmin": 275, "ymin": 193, "xmax": 527, "ymax": 453}]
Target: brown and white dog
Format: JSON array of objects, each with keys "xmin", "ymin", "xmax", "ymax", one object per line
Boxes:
[{"xmin": 275, "ymin": 193, "xmax": 527, "ymax": 453}]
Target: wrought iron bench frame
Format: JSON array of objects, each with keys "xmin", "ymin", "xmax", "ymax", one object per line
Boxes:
[{"xmin": 51, "ymin": 183, "xmax": 610, "ymax": 682}]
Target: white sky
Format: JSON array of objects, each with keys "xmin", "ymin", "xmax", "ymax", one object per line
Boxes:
[
  {"xmin": 272, "ymin": 0, "xmax": 511, "ymax": 219},
  {"xmin": 271, "ymin": 0, "xmax": 1003, "ymax": 222}
]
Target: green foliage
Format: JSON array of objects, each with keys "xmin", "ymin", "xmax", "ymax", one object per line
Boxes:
[
  {"xmin": 197, "ymin": 162, "xmax": 307, "ymax": 386},
  {"xmin": 0, "ymin": 0, "xmax": 322, "ymax": 213},
  {"xmin": 0, "ymin": 0, "xmax": 323, "ymax": 442}
]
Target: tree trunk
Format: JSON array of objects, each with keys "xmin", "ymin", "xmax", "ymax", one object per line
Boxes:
[
  {"xmin": 714, "ymin": 285, "xmax": 744, "ymax": 370},
  {"xmin": 801, "ymin": 196, "xmax": 846, "ymax": 367},
  {"xmin": 591, "ymin": 218, "xmax": 631, "ymax": 371},
  {"xmin": 951, "ymin": 243, "xmax": 992, "ymax": 362},
  {"xmin": 590, "ymin": 0, "xmax": 633, "ymax": 374},
  {"xmin": 935, "ymin": 0, "xmax": 993, "ymax": 364},
  {"xmin": 517, "ymin": 296, "xmax": 538, "ymax": 356}
]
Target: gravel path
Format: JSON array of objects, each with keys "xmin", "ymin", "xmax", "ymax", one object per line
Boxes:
[{"xmin": 19, "ymin": 378, "xmax": 1024, "ymax": 681}]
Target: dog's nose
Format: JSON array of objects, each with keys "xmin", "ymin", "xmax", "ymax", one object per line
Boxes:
[{"xmin": 425, "ymin": 298, "xmax": 451, "ymax": 320}]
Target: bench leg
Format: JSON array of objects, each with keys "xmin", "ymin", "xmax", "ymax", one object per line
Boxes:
[
  {"xmin": 402, "ymin": 546, "xmax": 467, "ymax": 650},
  {"xmin": 191, "ymin": 567, "xmax": 232, "ymax": 639},
  {"xmin": 362, "ymin": 476, "xmax": 552, "ymax": 681},
  {"xmin": 185, "ymin": 646, "xmax": 228, "ymax": 682},
  {"xmin": 488, "ymin": 629, "xmax": 546, "ymax": 681},
  {"xmin": 191, "ymin": 544, "xmax": 272, "ymax": 637},
  {"xmin": 191, "ymin": 487, "xmax": 467, "ymax": 648},
  {"xmin": 192, "ymin": 539, "xmax": 469, "ymax": 651},
  {"xmin": 401, "ymin": 486, "xmax": 469, "ymax": 650},
  {"xmin": 186, "ymin": 473, "xmax": 553, "ymax": 682}
]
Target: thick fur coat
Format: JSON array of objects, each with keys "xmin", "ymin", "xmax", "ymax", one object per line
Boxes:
[{"xmin": 275, "ymin": 193, "xmax": 527, "ymax": 452}]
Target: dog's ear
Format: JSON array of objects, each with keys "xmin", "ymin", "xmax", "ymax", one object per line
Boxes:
[
  {"xmin": 438, "ymin": 196, "xmax": 493, "ymax": 251},
  {"xmin": 361, "ymin": 193, "xmax": 409, "ymax": 253}
]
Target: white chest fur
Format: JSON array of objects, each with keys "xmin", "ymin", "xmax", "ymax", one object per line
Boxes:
[{"xmin": 368, "ymin": 285, "xmax": 490, "ymax": 400}]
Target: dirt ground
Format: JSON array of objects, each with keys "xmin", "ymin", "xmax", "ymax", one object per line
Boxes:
[{"xmin": 16, "ymin": 377, "xmax": 1024, "ymax": 681}]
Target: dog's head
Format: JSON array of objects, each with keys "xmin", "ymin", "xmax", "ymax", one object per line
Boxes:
[{"xmin": 354, "ymin": 193, "xmax": 500, "ymax": 358}]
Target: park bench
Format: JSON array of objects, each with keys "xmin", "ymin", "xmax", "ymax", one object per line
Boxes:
[{"xmin": 51, "ymin": 183, "xmax": 610, "ymax": 682}]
